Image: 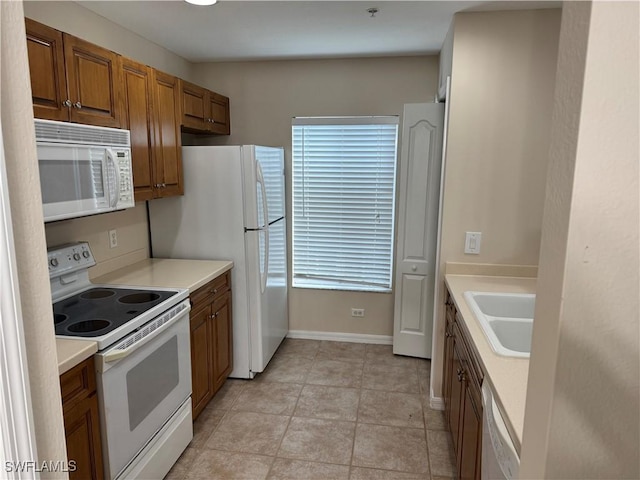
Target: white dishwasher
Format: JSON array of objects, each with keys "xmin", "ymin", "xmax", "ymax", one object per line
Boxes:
[{"xmin": 481, "ymin": 382, "xmax": 520, "ymax": 480}]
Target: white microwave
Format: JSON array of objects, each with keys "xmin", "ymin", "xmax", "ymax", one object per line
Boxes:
[{"xmin": 35, "ymin": 119, "xmax": 135, "ymax": 223}]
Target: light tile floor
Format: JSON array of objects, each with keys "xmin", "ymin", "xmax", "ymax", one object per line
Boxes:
[{"xmin": 166, "ymin": 339, "xmax": 456, "ymax": 480}]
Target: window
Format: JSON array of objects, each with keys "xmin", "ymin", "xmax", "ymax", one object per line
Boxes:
[{"xmin": 292, "ymin": 116, "xmax": 399, "ymax": 293}]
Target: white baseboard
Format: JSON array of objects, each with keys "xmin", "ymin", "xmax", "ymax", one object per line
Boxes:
[
  {"xmin": 287, "ymin": 330, "xmax": 393, "ymax": 345},
  {"xmin": 430, "ymin": 392, "xmax": 445, "ymax": 410}
]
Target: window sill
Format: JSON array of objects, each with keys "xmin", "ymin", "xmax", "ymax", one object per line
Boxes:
[{"xmin": 292, "ymin": 281, "xmax": 391, "ymax": 294}]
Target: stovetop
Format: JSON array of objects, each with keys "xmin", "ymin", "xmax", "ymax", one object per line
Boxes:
[
  {"xmin": 48, "ymin": 242, "xmax": 188, "ymax": 350},
  {"xmin": 54, "ymin": 287, "xmax": 177, "ymax": 338}
]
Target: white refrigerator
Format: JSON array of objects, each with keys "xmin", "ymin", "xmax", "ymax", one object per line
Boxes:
[{"xmin": 148, "ymin": 145, "xmax": 288, "ymax": 379}]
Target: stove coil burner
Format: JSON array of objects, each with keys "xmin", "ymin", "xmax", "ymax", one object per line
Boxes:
[
  {"xmin": 54, "ymin": 313, "xmax": 68, "ymax": 325},
  {"xmin": 80, "ymin": 289, "xmax": 116, "ymax": 300},
  {"xmin": 67, "ymin": 319, "xmax": 112, "ymax": 333},
  {"xmin": 119, "ymin": 293, "xmax": 161, "ymax": 304}
]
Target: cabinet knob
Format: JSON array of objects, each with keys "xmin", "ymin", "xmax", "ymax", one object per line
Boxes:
[
  {"xmin": 73, "ymin": 102, "xmax": 82, "ymax": 109},
  {"xmin": 445, "ymin": 331, "xmax": 451, "ymax": 338},
  {"xmin": 162, "ymin": 183, "xmax": 166, "ymax": 188},
  {"xmin": 63, "ymin": 99, "xmax": 72, "ymax": 107},
  {"xmin": 457, "ymin": 368, "xmax": 465, "ymax": 382}
]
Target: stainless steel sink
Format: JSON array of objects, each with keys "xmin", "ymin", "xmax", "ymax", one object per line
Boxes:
[{"xmin": 463, "ymin": 291, "xmax": 535, "ymax": 358}]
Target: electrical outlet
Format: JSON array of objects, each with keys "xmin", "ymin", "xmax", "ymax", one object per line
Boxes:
[
  {"xmin": 464, "ymin": 231, "xmax": 481, "ymax": 254},
  {"xmin": 109, "ymin": 229, "xmax": 118, "ymax": 249},
  {"xmin": 351, "ymin": 308, "xmax": 365, "ymax": 318}
]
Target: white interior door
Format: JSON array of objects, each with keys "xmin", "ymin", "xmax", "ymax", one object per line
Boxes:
[{"xmin": 393, "ymin": 103, "xmax": 445, "ymax": 358}]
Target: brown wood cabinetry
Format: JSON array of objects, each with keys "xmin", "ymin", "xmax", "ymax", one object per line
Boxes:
[
  {"xmin": 152, "ymin": 70, "xmax": 184, "ymax": 197},
  {"xmin": 25, "ymin": 18, "xmax": 68, "ymax": 121},
  {"xmin": 26, "ymin": 17, "xmax": 229, "ymax": 202},
  {"xmin": 180, "ymin": 80, "xmax": 230, "ymax": 135},
  {"xmin": 60, "ymin": 356, "xmax": 104, "ymax": 480},
  {"xmin": 26, "ymin": 18, "xmax": 123, "ymax": 128},
  {"xmin": 121, "ymin": 58, "xmax": 183, "ymax": 200},
  {"xmin": 121, "ymin": 58, "xmax": 155, "ymax": 200},
  {"xmin": 443, "ymin": 288, "xmax": 484, "ymax": 480},
  {"xmin": 189, "ymin": 271, "xmax": 233, "ymax": 420}
]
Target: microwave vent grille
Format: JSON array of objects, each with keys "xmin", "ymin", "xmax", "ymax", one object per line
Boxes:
[{"xmin": 35, "ymin": 120, "xmax": 130, "ymax": 147}]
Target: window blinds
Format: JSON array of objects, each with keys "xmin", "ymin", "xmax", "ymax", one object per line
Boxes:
[{"xmin": 292, "ymin": 117, "xmax": 399, "ymax": 292}]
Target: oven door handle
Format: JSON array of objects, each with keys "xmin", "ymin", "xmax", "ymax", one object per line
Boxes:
[{"xmin": 98, "ymin": 300, "xmax": 190, "ymax": 370}]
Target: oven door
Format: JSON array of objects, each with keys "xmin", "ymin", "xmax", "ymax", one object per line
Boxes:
[
  {"xmin": 95, "ymin": 302, "xmax": 191, "ymax": 480},
  {"xmin": 37, "ymin": 143, "xmax": 119, "ymax": 222}
]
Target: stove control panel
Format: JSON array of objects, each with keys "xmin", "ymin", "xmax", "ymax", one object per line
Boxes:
[{"xmin": 48, "ymin": 242, "xmax": 96, "ymax": 278}]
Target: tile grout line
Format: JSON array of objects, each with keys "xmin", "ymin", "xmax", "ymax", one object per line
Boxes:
[
  {"xmin": 264, "ymin": 341, "xmax": 318, "ymax": 479},
  {"xmin": 348, "ymin": 345, "xmax": 368, "ymax": 476},
  {"xmin": 417, "ymin": 361, "xmax": 435, "ymax": 480}
]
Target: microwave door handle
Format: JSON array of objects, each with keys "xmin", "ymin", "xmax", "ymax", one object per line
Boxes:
[{"xmin": 106, "ymin": 149, "xmax": 120, "ymax": 208}]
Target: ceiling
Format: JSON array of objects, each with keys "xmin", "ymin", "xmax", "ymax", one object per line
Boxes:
[{"xmin": 76, "ymin": 0, "xmax": 560, "ymax": 63}]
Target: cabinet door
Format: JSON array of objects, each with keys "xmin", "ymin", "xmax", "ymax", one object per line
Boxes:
[
  {"xmin": 64, "ymin": 395, "xmax": 104, "ymax": 480},
  {"xmin": 25, "ymin": 19, "xmax": 69, "ymax": 121},
  {"xmin": 63, "ymin": 34, "xmax": 123, "ymax": 128},
  {"xmin": 122, "ymin": 58, "xmax": 155, "ymax": 201},
  {"xmin": 459, "ymin": 382, "xmax": 482, "ymax": 480},
  {"xmin": 449, "ymin": 340, "xmax": 464, "ymax": 456},
  {"xmin": 212, "ymin": 292, "xmax": 233, "ymax": 391},
  {"xmin": 190, "ymin": 305, "xmax": 213, "ymax": 420},
  {"xmin": 152, "ymin": 70, "xmax": 183, "ymax": 198},
  {"xmin": 181, "ymin": 80, "xmax": 209, "ymax": 132},
  {"xmin": 208, "ymin": 91, "xmax": 230, "ymax": 135},
  {"xmin": 443, "ymin": 305, "xmax": 455, "ymax": 423}
]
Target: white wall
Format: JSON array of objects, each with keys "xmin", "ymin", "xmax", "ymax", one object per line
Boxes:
[
  {"xmin": 23, "ymin": 1, "xmax": 196, "ymax": 276},
  {"xmin": 432, "ymin": 9, "xmax": 561, "ymax": 395},
  {"xmin": 2, "ymin": 1, "xmax": 67, "ymax": 474},
  {"xmin": 192, "ymin": 56, "xmax": 438, "ymax": 336},
  {"xmin": 520, "ymin": 1, "xmax": 640, "ymax": 477}
]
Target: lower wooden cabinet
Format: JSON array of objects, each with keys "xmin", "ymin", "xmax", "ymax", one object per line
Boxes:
[
  {"xmin": 190, "ymin": 271, "xmax": 233, "ymax": 420},
  {"xmin": 60, "ymin": 356, "xmax": 104, "ymax": 480},
  {"xmin": 443, "ymin": 288, "xmax": 483, "ymax": 480}
]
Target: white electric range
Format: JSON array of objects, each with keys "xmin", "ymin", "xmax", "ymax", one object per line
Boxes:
[{"xmin": 50, "ymin": 242, "xmax": 193, "ymax": 480}]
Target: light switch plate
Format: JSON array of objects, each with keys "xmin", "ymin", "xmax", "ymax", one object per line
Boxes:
[{"xmin": 465, "ymin": 232, "xmax": 481, "ymax": 254}]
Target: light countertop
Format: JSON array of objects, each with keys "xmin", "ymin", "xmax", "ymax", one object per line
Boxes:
[
  {"xmin": 57, "ymin": 338, "xmax": 98, "ymax": 375},
  {"xmin": 93, "ymin": 258, "xmax": 234, "ymax": 293},
  {"xmin": 445, "ymin": 274, "xmax": 537, "ymax": 455},
  {"xmin": 56, "ymin": 258, "xmax": 233, "ymax": 375}
]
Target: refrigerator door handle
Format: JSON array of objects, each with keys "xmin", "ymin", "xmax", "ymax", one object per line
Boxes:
[
  {"xmin": 256, "ymin": 161, "xmax": 269, "ymax": 228},
  {"xmin": 262, "ymin": 226, "xmax": 269, "ymax": 294},
  {"xmin": 256, "ymin": 162, "xmax": 269, "ymax": 293}
]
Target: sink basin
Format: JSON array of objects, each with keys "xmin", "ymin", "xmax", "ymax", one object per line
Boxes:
[{"xmin": 463, "ymin": 291, "xmax": 535, "ymax": 358}]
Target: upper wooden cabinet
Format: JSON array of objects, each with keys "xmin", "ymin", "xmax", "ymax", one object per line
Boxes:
[
  {"xmin": 121, "ymin": 57, "xmax": 156, "ymax": 201},
  {"xmin": 180, "ymin": 80, "xmax": 230, "ymax": 135},
  {"xmin": 25, "ymin": 18, "xmax": 68, "ymax": 121},
  {"xmin": 152, "ymin": 70, "xmax": 183, "ymax": 197},
  {"xmin": 208, "ymin": 91, "xmax": 230, "ymax": 135},
  {"xmin": 26, "ymin": 18, "xmax": 123, "ymax": 128},
  {"xmin": 105, "ymin": 57, "xmax": 185, "ymax": 201}
]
